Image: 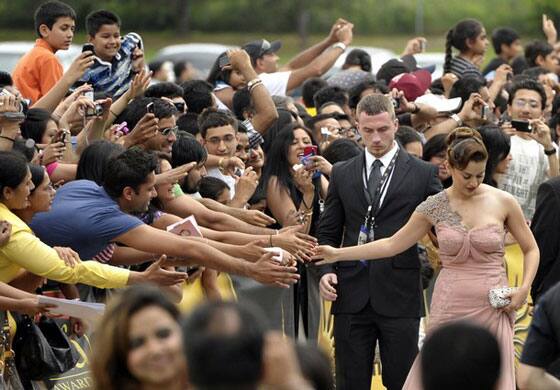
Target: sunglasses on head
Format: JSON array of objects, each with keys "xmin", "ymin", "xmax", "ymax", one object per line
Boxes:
[{"xmin": 159, "ymin": 125, "xmax": 178, "ymax": 136}]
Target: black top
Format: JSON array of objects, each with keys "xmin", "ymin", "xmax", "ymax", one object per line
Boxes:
[
  {"xmin": 520, "ymin": 282, "xmax": 560, "ymax": 377},
  {"xmin": 482, "ymin": 57, "xmax": 507, "ymax": 76}
]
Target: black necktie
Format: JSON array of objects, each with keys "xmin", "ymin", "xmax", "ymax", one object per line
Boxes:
[{"xmin": 367, "ymin": 159, "xmax": 383, "ymax": 202}]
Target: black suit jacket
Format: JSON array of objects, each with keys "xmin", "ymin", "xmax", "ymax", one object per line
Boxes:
[
  {"xmin": 318, "ymin": 148, "xmax": 442, "ymax": 317},
  {"xmin": 531, "ymin": 177, "xmax": 560, "ymax": 302}
]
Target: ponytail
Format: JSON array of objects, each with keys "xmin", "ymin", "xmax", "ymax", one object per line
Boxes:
[{"xmin": 444, "ymin": 28, "xmax": 454, "ymax": 74}]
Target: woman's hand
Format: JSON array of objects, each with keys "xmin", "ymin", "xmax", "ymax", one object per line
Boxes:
[
  {"xmin": 0, "ymin": 220, "xmax": 11, "ymax": 246},
  {"xmin": 502, "ymin": 286, "xmax": 529, "ymax": 313},
  {"xmin": 15, "ymin": 297, "xmax": 56, "ymax": 317},
  {"xmin": 293, "ymin": 166, "xmax": 314, "ymax": 194},
  {"xmin": 53, "ymin": 246, "xmax": 82, "ymax": 268},
  {"xmin": 312, "ymin": 245, "xmax": 340, "ymax": 265},
  {"xmin": 41, "ymin": 141, "xmax": 66, "ymax": 165},
  {"xmin": 309, "ymin": 155, "xmax": 333, "ymax": 176}
]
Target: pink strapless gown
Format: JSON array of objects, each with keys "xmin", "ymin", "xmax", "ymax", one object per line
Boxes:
[{"xmin": 402, "ymin": 191, "xmax": 515, "ymax": 390}]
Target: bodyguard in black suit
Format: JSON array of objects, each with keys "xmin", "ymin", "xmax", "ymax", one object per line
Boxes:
[
  {"xmin": 318, "ymin": 94, "xmax": 442, "ymax": 390},
  {"xmin": 531, "ymin": 176, "xmax": 560, "ymax": 303}
]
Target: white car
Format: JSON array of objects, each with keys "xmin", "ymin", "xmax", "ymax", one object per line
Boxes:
[
  {"xmin": 324, "ymin": 46, "xmax": 397, "ymax": 81},
  {"xmin": 153, "ymin": 43, "xmax": 237, "ymax": 79},
  {"xmin": 0, "ymin": 41, "xmax": 81, "ymax": 73}
]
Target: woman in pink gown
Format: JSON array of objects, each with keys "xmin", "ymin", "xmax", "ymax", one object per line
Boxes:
[{"xmin": 314, "ymin": 128, "xmax": 539, "ymax": 390}]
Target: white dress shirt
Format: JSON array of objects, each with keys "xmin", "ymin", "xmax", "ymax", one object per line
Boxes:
[{"xmin": 363, "ymin": 141, "xmax": 399, "ymax": 207}]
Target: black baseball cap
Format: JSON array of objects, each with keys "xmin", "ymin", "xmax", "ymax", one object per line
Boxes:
[
  {"xmin": 376, "ymin": 58, "xmax": 411, "ymax": 85},
  {"xmin": 242, "ymin": 39, "xmax": 282, "ymax": 63}
]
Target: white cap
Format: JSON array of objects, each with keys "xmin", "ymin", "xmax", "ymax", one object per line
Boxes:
[{"xmin": 415, "ymin": 94, "xmax": 462, "ymax": 112}]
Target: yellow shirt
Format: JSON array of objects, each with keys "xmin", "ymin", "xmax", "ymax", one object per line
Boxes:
[{"xmin": 0, "ymin": 203, "xmax": 129, "ymax": 288}]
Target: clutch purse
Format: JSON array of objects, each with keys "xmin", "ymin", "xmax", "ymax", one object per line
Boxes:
[{"xmin": 488, "ymin": 287, "xmax": 517, "ymax": 309}]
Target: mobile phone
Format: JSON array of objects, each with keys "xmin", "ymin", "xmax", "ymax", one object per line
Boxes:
[
  {"xmin": 419, "ymin": 40, "xmax": 426, "ymax": 51},
  {"xmin": 481, "ymin": 105, "xmax": 489, "ymax": 120},
  {"xmin": 391, "ymin": 98, "xmax": 399, "ymax": 109},
  {"xmin": 186, "ymin": 266, "xmax": 200, "ymax": 276},
  {"xmin": 146, "ymin": 102, "xmax": 154, "ymax": 114},
  {"xmin": 218, "ymin": 55, "xmax": 230, "ymax": 69},
  {"xmin": 82, "ymin": 43, "xmax": 94, "ymax": 53},
  {"xmin": 1, "ymin": 111, "xmax": 25, "ymax": 121},
  {"xmin": 115, "ymin": 121, "xmax": 129, "ymax": 135},
  {"xmin": 53, "ymin": 129, "xmax": 67, "ymax": 144},
  {"xmin": 511, "ymin": 119, "xmax": 532, "ymax": 133},
  {"xmin": 300, "ymin": 145, "xmax": 321, "ymax": 179}
]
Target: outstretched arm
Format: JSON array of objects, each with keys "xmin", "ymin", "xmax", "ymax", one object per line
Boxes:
[{"xmin": 314, "ymin": 211, "xmax": 432, "ymax": 264}]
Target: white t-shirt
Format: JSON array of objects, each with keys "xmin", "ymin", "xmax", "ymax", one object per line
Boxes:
[
  {"xmin": 498, "ymin": 136, "xmax": 549, "ymax": 220},
  {"xmin": 259, "ymin": 71, "xmax": 292, "ymax": 96},
  {"xmin": 206, "ymin": 168, "xmax": 237, "ymax": 199}
]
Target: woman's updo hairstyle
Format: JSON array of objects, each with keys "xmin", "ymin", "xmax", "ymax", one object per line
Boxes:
[{"xmin": 446, "ymin": 127, "xmax": 488, "ymax": 169}]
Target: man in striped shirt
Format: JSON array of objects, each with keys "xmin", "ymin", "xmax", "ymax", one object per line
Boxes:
[{"xmin": 79, "ymin": 10, "xmax": 145, "ymax": 99}]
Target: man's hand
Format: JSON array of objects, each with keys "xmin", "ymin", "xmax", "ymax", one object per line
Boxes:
[
  {"xmin": 122, "ymin": 113, "xmax": 159, "ymax": 148},
  {"xmin": 274, "ymin": 225, "xmax": 318, "ymax": 260},
  {"xmin": 137, "ymin": 255, "xmax": 188, "ymax": 286},
  {"xmin": 59, "ymin": 96, "xmax": 96, "ymax": 129},
  {"xmin": 402, "ymin": 37, "xmax": 427, "ymax": 56},
  {"xmin": 65, "ymin": 52, "xmax": 95, "ymax": 83},
  {"xmin": 319, "ymin": 273, "xmax": 338, "ymax": 301},
  {"xmin": 242, "ymin": 239, "xmax": 267, "ymax": 262},
  {"xmin": 335, "ymin": 23, "xmax": 353, "ymax": 46},
  {"xmin": 0, "ymin": 220, "xmax": 11, "ymax": 246},
  {"xmin": 53, "ymin": 83, "xmax": 92, "ymax": 120},
  {"xmin": 543, "ymin": 14, "xmax": 558, "ymax": 44},
  {"xmin": 221, "ymin": 156, "xmax": 245, "ymax": 175},
  {"xmin": 234, "ymin": 167, "xmax": 259, "ymax": 201},
  {"xmin": 247, "ymin": 252, "xmax": 300, "ymax": 288},
  {"xmin": 493, "ymin": 64, "xmax": 513, "ymax": 88},
  {"xmin": 327, "ymin": 18, "xmax": 351, "ymax": 44},
  {"xmin": 53, "ymin": 246, "xmax": 81, "ymax": 268},
  {"xmin": 458, "ymin": 92, "xmax": 486, "ymax": 123},
  {"xmin": 530, "ymin": 119, "xmax": 554, "ymax": 149},
  {"xmin": 237, "ymin": 209, "xmax": 276, "ymax": 227},
  {"xmin": 155, "ymin": 162, "xmax": 196, "ymax": 185},
  {"xmin": 441, "ymin": 73, "xmax": 459, "ymax": 97}
]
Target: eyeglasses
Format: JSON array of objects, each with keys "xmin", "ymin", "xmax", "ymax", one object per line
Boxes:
[
  {"xmin": 340, "ymin": 127, "xmax": 358, "ymax": 137},
  {"xmin": 173, "ymin": 102, "xmax": 186, "ymax": 113},
  {"xmin": 513, "ymin": 99, "xmax": 541, "ymax": 109},
  {"xmin": 159, "ymin": 126, "xmax": 178, "ymax": 136}
]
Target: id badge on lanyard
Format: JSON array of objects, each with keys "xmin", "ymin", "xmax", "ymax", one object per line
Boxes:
[{"xmin": 357, "ymin": 206, "xmax": 374, "ymax": 246}]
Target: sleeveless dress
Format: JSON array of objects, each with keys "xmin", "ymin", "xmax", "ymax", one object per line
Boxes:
[{"xmin": 402, "ymin": 191, "xmax": 515, "ymax": 390}]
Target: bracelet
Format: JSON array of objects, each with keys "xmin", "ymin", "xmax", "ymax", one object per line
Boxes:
[
  {"xmin": 332, "ymin": 42, "xmax": 347, "ymax": 51},
  {"xmin": 301, "ymin": 197, "xmax": 313, "ymax": 210},
  {"xmin": 247, "ymin": 78, "xmax": 262, "ymax": 92},
  {"xmin": 269, "ymin": 235, "xmax": 273, "ymax": 247},
  {"xmin": 544, "ymin": 148, "xmax": 556, "ymax": 156},
  {"xmin": 249, "ymin": 81, "xmax": 264, "ymax": 93},
  {"xmin": 0, "ymin": 135, "xmax": 15, "ymax": 142},
  {"xmin": 411, "ymin": 103, "xmax": 421, "ymax": 114},
  {"xmin": 450, "ymin": 113, "xmax": 463, "ymax": 126},
  {"xmin": 218, "ymin": 158, "xmax": 225, "ymax": 173},
  {"xmin": 109, "ymin": 109, "xmax": 118, "ymax": 117}
]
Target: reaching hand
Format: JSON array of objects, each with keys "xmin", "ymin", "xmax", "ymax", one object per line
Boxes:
[
  {"xmin": 123, "ymin": 113, "xmax": 159, "ymax": 148},
  {"xmin": 127, "ymin": 68, "xmax": 152, "ymax": 100},
  {"xmin": 402, "ymin": 37, "xmax": 427, "ymax": 56},
  {"xmin": 238, "ymin": 209, "xmax": 276, "ymax": 227},
  {"xmin": 53, "ymin": 246, "xmax": 82, "ymax": 268},
  {"xmin": 327, "ymin": 18, "xmax": 351, "ymax": 44},
  {"xmin": 312, "ymin": 245, "xmax": 340, "ymax": 265},
  {"xmin": 274, "ymin": 225, "xmax": 317, "ymax": 261},
  {"xmin": 319, "ymin": 273, "xmax": 338, "ymax": 301},
  {"xmin": 15, "ymin": 297, "xmax": 56, "ymax": 317},
  {"xmin": 248, "ymin": 252, "xmax": 300, "ymax": 288},
  {"xmin": 41, "ymin": 141, "xmax": 66, "ymax": 165},
  {"xmin": 65, "ymin": 52, "xmax": 95, "ymax": 83},
  {"xmin": 141, "ymin": 255, "xmax": 188, "ymax": 286},
  {"xmin": 155, "ymin": 162, "xmax": 196, "ymax": 185},
  {"xmin": 543, "ymin": 14, "xmax": 558, "ymax": 44}
]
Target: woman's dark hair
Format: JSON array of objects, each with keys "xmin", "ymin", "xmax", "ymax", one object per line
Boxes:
[
  {"xmin": 199, "ymin": 176, "xmax": 230, "ymax": 201},
  {"xmin": 207, "ymin": 51, "xmax": 232, "ymax": 87},
  {"xmin": 76, "ymin": 141, "xmax": 125, "ymax": 185},
  {"xmin": 295, "ymin": 343, "xmax": 334, "ymax": 390},
  {"xmin": 91, "ymin": 286, "xmax": 180, "ymax": 390},
  {"xmin": 344, "ymin": 48, "xmax": 372, "ymax": 72},
  {"xmin": 29, "ymin": 164, "xmax": 46, "ymax": 194},
  {"xmin": 263, "ymin": 108, "xmax": 296, "ymax": 154},
  {"xmin": 0, "ymin": 151, "xmax": 29, "ymax": 199},
  {"xmin": 12, "ymin": 138, "xmax": 37, "ymax": 162},
  {"xmin": 477, "ymin": 125, "xmax": 510, "ymax": 187},
  {"xmin": 171, "ymin": 134, "xmax": 207, "ymax": 167},
  {"xmin": 525, "ymin": 40, "xmax": 554, "ymax": 68},
  {"xmin": 446, "ymin": 127, "xmax": 488, "ymax": 169},
  {"xmin": 262, "ymin": 124, "xmax": 314, "ymax": 194},
  {"xmin": 422, "ymin": 134, "xmax": 448, "ymax": 162},
  {"xmin": 20, "ymin": 108, "xmax": 55, "ymax": 143},
  {"xmin": 444, "ymin": 19, "xmax": 484, "ymax": 73},
  {"xmin": 549, "ymin": 94, "xmax": 560, "ymax": 143},
  {"xmin": 449, "ymin": 76, "xmax": 487, "ymax": 112}
]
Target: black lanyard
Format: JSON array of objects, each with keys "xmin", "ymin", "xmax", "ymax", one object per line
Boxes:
[{"xmin": 362, "ymin": 150, "xmax": 399, "ymax": 229}]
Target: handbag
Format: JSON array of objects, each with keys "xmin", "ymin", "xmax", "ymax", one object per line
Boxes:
[
  {"xmin": 12, "ymin": 315, "xmax": 78, "ymax": 381},
  {"xmin": 0, "ymin": 311, "xmax": 24, "ymax": 390},
  {"xmin": 488, "ymin": 287, "xmax": 517, "ymax": 309}
]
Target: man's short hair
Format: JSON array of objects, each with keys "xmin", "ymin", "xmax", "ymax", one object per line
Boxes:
[
  {"xmin": 176, "ymin": 112, "xmax": 200, "ymax": 137},
  {"xmin": 508, "ymin": 78, "xmax": 547, "ymax": 110},
  {"xmin": 396, "ymin": 126, "xmax": 422, "ymax": 147},
  {"xmin": 173, "ymin": 61, "xmax": 188, "ymax": 80},
  {"xmin": 86, "ymin": 10, "xmax": 120, "ymax": 37},
  {"xmin": 34, "ymin": 1, "xmax": 76, "ymax": 38},
  {"xmin": 356, "ymin": 94, "xmax": 395, "ymax": 120},
  {"xmin": 232, "ymin": 87, "xmax": 252, "ymax": 121},
  {"xmin": 182, "ymin": 301, "xmax": 267, "ymax": 389},
  {"xmin": 148, "ymin": 60, "xmax": 164, "ymax": 74},
  {"xmin": 302, "ymin": 77, "xmax": 328, "ymax": 108},
  {"xmin": 198, "ymin": 108, "xmax": 238, "ymax": 139},
  {"xmin": 349, "ymin": 80, "xmax": 388, "ymax": 110},
  {"xmin": 522, "ymin": 66, "xmax": 550, "ymax": 81},
  {"xmin": 180, "ymin": 80, "xmax": 214, "ymax": 115},
  {"xmin": 144, "ymin": 82, "xmax": 184, "ymax": 99},
  {"xmin": 421, "ymin": 321, "xmax": 501, "ymax": 390},
  {"xmin": 491, "ymin": 27, "xmax": 520, "ymax": 55},
  {"xmin": 116, "ymin": 97, "xmax": 177, "ymax": 131},
  {"xmin": 322, "ymin": 138, "xmax": 363, "ymax": 165},
  {"xmin": 313, "ymin": 85, "xmax": 348, "ymax": 110},
  {"xmin": 103, "ymin": 148, "xmax": 157, "ymax": 199},
  {"xmin": 525, "ymin": 40, "xmax": 554, "ymax": 67},
  {"xmin": 171, "ymin": 134, "xmax": 207, "ymax": 168}
]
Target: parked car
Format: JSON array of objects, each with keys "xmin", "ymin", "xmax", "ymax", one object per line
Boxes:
[
  {"xmin": 0, "ymin": 41, "xmax": 81, "ymax": 73},
  {"xmin": 152, "ymin": 43, "xmax": 237, "ymax": 79},
  {"xmin": 324, "ymin": 46, "xmax": 397, "ymax": 81}
]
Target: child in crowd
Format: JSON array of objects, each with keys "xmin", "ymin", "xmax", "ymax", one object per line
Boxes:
[
  {"xmin": 12, "ymin": 1, "xmax": 76, "ymax": 102},
  {"xmin": 80, "ymin": 10, "xmax": 145, "ymax": 99}
]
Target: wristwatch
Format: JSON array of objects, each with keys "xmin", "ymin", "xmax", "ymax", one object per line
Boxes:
[
  {"xmin": 332, "ymin": 42, "xmax": 347, "ymax": 51},
  {"xmin": 544, "ymin": 147, "xmax": 556, "ymax": 156},
  {"xmin": 450, "ymin": 113, "xmax": 463, "ymax": 126}
]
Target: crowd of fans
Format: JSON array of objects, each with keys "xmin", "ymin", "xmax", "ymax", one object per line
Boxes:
[{"xmin": 1, "ymin": 1, "xmax": 560, "ymax": 389}]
